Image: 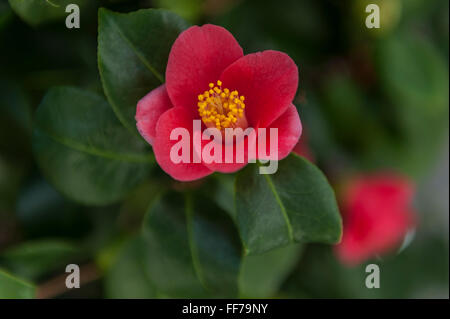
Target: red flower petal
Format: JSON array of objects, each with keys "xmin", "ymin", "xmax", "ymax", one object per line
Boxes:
[
  {"xmin": 257, "ymin": 104, "xmax": 302, "ymax": 161},
  {"xmin": 153, "ymin": 107, "xmax": 213, "ymax": 181},
  {"xmin": 220, "ymin": 50, "xmax": 298, "ymax": 128},
  {"xmin": 191, "ymin": 105, "xmax": 300, "ymax": 172},
  {"xmin": 192, "ymin": 127, "xmax": 258, "ymax": 173},
  {"xmin": 166, "ymin": 24, "xmax": 244, "ymax": 117},
  {"xmin": 136, "ymin": 84, "xmax": 173, "ymax": 145}
]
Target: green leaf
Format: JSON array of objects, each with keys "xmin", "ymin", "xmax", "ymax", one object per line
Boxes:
[
  {"xmin": 0, "ymin": 240, "xmax": 78, "ymax": 281},
  {"xmin": 98, "ymin": 8, "xmax": 189, "ymax": 133},
  {"xmin": 0, "ymin": 269, "xmax": 35, "ymax": 298},
  {"xmin": 235, "ymin": 154, "xmax": 342, "ymax": 255},
  {"xmin": 239, "ymin": 243, "xmax": 303, "ymax": 298},
  {"xmin": 32, "ymin": 86, "xmax": 153, "ymax": 205},
  {"xmin": 8, "ymin": 0, "xmax": 86, "ymax": 26},
  {"xmin": 104, "ymin": 237, "xmax": 157, "ymax": 299},
  {"xmin": 142, "ymin": 192, "xmax": 242, "ymax": 298}
]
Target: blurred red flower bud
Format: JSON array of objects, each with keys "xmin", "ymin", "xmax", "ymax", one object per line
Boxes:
[{"xmin": 335, "ymin": 173, "xmax": 416, "ymax": 266}]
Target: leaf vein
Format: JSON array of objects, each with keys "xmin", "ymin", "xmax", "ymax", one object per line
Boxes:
[
  {"xmin": 185, "ymin": 195, "xmax": 210, "ymax": 292},
  {"xmin": 263, "ymin": 174, "xmax": 294, "ymax": 243},
  {"xmin": 108, "ymin": 16, "xmax": 164, "ymax": 83},
  {"xmin": 37, "ymin": 128, "xmax": 154, "ymax": 164}
]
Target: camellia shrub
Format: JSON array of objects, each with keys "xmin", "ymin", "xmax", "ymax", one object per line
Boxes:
[
  {"xmin": 0, "ymin": 0, "xmax": 448, "ymax": 299},
  {"xmin": 33, "ymin": 9, "xmax": 343, "ymax": 297}
]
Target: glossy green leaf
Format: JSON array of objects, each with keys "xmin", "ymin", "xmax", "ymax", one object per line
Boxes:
[
  {"xmin": 32, "ymin": 86, "xmax": 153, "ymax": 205},
  {"xmin": 0, "ymin": 269, "xmax": 35, "ymax": 298},
  {"xmin": 239, "ymin": 243, "xmax": 303, "ymax": 298},
  {"xmin": 235, "ymin": 154, "xmax": 342, "ymax": 255},
  {"xmin": 104, "ymin": 237, "xmax": 157, "ymax": 299},
  {"xmin": 0, "ymin": 240, "xmax": 78, "ymax": 281},
  {"xmin": 142, "ymin": 192, "xmax": 242, "ymax": 298},
  {"xmin": 98, "ymin": 8, "xmax": 188, "ymax": 133},
  {"xmin": 8, "ymin": 0, "xmax": 86, "ymax": 26}
]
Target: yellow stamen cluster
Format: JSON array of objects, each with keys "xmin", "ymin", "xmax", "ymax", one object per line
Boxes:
[{"xmin": 197, "ymin": 80, "xmax": 246, "ymax": 130}]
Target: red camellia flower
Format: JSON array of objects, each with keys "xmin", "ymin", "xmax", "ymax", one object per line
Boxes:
[
  {"xmin": 335, "ymin": 173, "xmax": 416, "ymax": 266},
  {"xmin": 135, "ymin": 24, "xmax": 301, "ymax": 181}
]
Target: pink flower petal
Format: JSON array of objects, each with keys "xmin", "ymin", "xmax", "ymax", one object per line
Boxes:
[
  {"xmin": 136, "ymin": 84, "xmax": 173, "ymax": 145},
  {"xmin": 192, "ymin": 127, "xmax": 258, "ymax": 173},
  {"xmin": 220, "ymin": 50, "xmax": 298, "ymax": 128},
  {"xmin": 153, "ymin": 107, "xmax": 213, "ymax": 181},
  {"xmin": 257, "ymin": 104, "xmax": 302, "ymax": 161},
  {"xmin": 165, "ymin": 24, "xmax": 243, "ymax": 117}
]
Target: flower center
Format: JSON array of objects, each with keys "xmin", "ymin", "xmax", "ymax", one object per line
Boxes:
[{"xmin": 197, "ymin": 80, "xmax": 247, "ymax": 130}]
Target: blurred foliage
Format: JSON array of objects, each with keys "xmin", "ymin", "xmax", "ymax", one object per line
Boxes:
[
  {"xmin": 0, "ymin": 268, "xmax": 35, "ymax": 298},
  {"xmin": 239, "ymin": 243, "xmax": 303, "ymax": 298},
  {"xmin": 154, "ymin": 0, "xmax": 203, "ymax": 23},
  {"xmin": 104, "ymin": 236, "xmax": 157, "ymax": 298},
  {"xmin": 0, "ymin": 239, "xmax": 79, "ymax": 281},
  {"xmin": 280, "ymin": 232, "xmax": 449, "ymax": 298},
  {"xmin": 0, "ymin": 0, "xmax": 448, "ymax": 299},
  {"xmin": 8, "ymin": 0, "xmax": 88, "ymax": 26}
]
